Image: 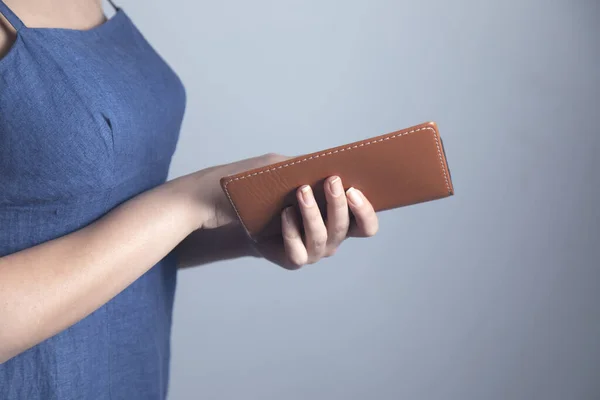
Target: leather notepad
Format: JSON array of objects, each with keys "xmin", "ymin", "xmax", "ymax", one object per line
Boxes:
[{"xmin": 220, "ymin": 121, "xmax": 454, "ymax": 241}]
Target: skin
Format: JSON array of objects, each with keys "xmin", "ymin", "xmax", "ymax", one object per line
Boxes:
[{"xmin": 0, "ymin": 1, "xmax": 379, "ymax": 363}]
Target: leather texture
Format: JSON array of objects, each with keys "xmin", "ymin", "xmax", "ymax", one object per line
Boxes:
[{"xmin": 221, "ymin": 121, "xmax": 454, "ymax": 241}]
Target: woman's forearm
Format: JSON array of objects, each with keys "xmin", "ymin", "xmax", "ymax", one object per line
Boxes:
[
  {"xmin": 0, "ymin": 175, "xmax": 201, "ymax": 364},
  {"xmin": 0, "ymin": 153, "xmax": 298, "ymax": 364}
]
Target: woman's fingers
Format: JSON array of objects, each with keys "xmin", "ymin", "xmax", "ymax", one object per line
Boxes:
[
  {"xmin": 281, "ymin": 207, "xmax": 307, "ymax": 268},
  {"xmin": 346, "ymin": 187, "xmax": 379, "ymax": 237},
  {"xmin": 279, "ymin": 181, "xmax": 378, "ymax": 269},
  {"xmin": 297, "ymin": 185, "xmax": 328, "ymax": 263},
  {"xmin": 324, "ymin": 176, "xmax": 350, "ymax": 255}
]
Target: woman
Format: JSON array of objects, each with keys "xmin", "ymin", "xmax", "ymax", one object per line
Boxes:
[{"xmin": 0, "ymin": 0, "xmax": 379, "ymax": 398}]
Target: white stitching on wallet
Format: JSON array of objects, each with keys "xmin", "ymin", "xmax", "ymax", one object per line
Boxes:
[
  {"xmin": 223, "ymin": 126, "xmax": 451, "ymax": 237},
  {"xmin": 431, "ymin": 129, "xmax": 451, "ymax": 193}
]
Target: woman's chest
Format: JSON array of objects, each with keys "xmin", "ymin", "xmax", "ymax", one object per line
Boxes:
[{"xmin": 0, "ymin": 20, "xmax": 186, "ymax": 203}]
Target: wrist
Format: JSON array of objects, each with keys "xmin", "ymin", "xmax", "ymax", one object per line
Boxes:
[
  {"xmin": 164, "ymin": 172, "xmax": 209, "ymax": 232},
  {"xmin": 166, "ymin": 168, "xmax": 238, "ymax": 232}
]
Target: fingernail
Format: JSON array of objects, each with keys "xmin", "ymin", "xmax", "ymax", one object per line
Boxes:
[
  {"xmin": 346, "ymin": 187, "xmax": 363, "ymax": 206},
  {"xmin": 300, "ymin": 185, "xmax": 315, "ymax": 206},
  {"xmin": 329, "ymin": 177, "xmax": 343, "ymax": 197}
]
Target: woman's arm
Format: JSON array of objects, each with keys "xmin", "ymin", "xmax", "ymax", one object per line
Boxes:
[
  {"xmin": 0, "ymin": 153, "xmax": 293, "ymax": 363},
  {"xmin": 0, "ymin": 174, "xmax": 202, "ymax": 364},
  {"xmin": 0, "ymin": 153, "xmax": 379, "ymax": 363}
]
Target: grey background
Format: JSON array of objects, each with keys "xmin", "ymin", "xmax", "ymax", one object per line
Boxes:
[{"xmin": 114, "ymin": 0, "xmax": 599, "ymax": 399}]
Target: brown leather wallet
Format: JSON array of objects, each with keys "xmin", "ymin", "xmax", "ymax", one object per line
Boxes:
[{"xmin": 220, "ymin": 121, "xmax": 454, "ymax": 241}]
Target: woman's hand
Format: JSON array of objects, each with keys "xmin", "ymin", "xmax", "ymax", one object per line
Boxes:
[
  {"xmin": 188, "ymin": 153, "xmax": 291, "ymax": 229},
  {"xmin": 185, "ymin": 153, "xmax": 379, "ymax": 269},
  {"xmin": 254, "ymin": 176, "xmax": 379, "ymax": 270}
]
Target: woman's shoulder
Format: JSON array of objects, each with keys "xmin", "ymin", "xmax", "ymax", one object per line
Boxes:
[{"xmin": 0, "ymin": 13, "xmax": 17, "ymax": 62}]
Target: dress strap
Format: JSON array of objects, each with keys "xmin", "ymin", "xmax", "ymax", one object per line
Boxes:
[
  {"xmin": 0, "ymin": 0, "xmax": 25, "ymax": 31},
  {"xmin": 107, "ymin": 0, "xmax": 120, "ymax": 12}
]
